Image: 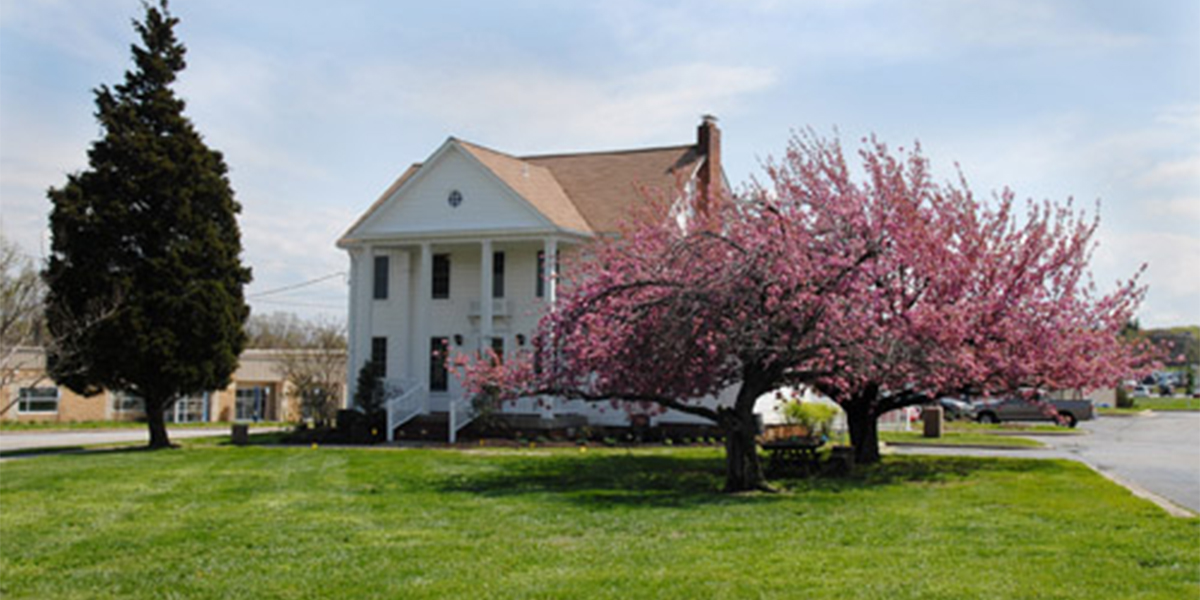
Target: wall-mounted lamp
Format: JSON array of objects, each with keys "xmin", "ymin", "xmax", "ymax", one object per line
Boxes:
[
  {"xmin": 453, "ymin": 334, "xmax": 464, "ymax": 346},
  {"xmin": 516, "ymin": 334, "xmax": 526, "ymax": 347}
]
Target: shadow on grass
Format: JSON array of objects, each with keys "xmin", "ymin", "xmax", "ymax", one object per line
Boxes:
[
  {"xmin": 208, "ymin": 432, "xmax": 291, "ymax": 447},
  {"xmin": 786, "ymin": 454, "xmax": 1065, "ymax": 492},
  {"xmin": 0, "ymin": 432, "xmax": 287, "ymax": 458},
  {"xmin": 0, "ymin": 443, "xmax": 165, "ymax": 459},
  {"xmin": 435, "ymin": 451, "xmax": 1063, "ymax": 509},
  {"xmin": 437, "ymin": 452, "xmax": 733, "ymax": 509},
  {"xmin": 0, "ymin": 445, "xmax": 89, "ymax": 458}
]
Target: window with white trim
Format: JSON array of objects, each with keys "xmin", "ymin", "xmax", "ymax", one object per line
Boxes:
[
  {"xmin": 373, "ymin": 255, "xmax": 389, "ymax": 300},
  {"xmin": 18, "ymin": 387, "xmax": 59, "ymax": 413}
]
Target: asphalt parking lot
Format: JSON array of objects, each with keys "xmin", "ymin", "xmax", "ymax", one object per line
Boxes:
[
  {"xmin": 1062, "ymin": 411, "xmax": 1200, "ymax": 513},
  {"xmin": 897, "ymin": 411, "xmax": 1200, "ymax": 515}
]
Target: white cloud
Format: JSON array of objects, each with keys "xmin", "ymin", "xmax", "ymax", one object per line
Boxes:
[
  {"xmin": 1094, "ymin": 229, "xmax": 1200, "ymax": 327},
  {"xmin": 1147, "ymin": 198, "xmax": 1200, "ymax": 222},
  {"xmin": 335, "ymin": 61, "xmax": 775, "ymax": 151},
  {"xmin": 0, "ymin": 0, "xmax": 132, "ymax": 67},
  {"xmin": 1138, "ymin": 156, "xmax": 1200, "ymax": 189},
  {"xmin": 921, "ymin": 0, "xmax": 1145, "ymax": 51}
]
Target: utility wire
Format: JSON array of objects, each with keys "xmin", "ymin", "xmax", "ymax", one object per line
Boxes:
[
  {"xmin": 252, "ymin": 298, "xmax": 345, "ymax": 310},
  {"xmin": 247, "ymin": 272, "xmax": 346, "ymax": 299}
]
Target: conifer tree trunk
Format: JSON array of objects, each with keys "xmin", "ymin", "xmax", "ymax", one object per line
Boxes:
[{"xmin": 144, "ymin": 395, "xmax": 173, "ymax": 449}]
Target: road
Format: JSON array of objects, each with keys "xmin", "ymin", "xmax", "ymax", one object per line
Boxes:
[
  {"xmin": 896, "ymin": 412, "xmax": 1200, "ymax": 515},
  {"xmin": 0, "ymin": 426, "xmax": 278, "ymax": 454},
  {"xmin": 1060, "ymin": 412, "xmax": 1200, "ymax": 514}
]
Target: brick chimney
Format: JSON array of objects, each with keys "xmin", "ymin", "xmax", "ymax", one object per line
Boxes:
[{"xmin": 696, "ymin": 114, "xmax": 722, "ymax": 215}]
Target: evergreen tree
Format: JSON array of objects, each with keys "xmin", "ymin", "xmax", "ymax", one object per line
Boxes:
[
  {"xmin": 353, "ymin": 359, "xmax": 384, "ymax": 417},
  {"xmin": 44, "ymin": 1, "xmax": 251, "ymax": 449}
]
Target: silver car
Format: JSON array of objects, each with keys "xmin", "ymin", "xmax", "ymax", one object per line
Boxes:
[{"xmin": 973, "ymin": 397, "xmax": 1094, "ymax": 427}]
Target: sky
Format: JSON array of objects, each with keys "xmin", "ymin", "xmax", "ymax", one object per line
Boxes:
[{"xmin": 1, "ymin": 0, "xmax": 1197, "ymax": 327}]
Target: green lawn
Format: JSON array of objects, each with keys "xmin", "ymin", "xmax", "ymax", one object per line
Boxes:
[
  {"xmin": 1, "ymin": 444, "xmax": 1196, "ymax": 599},
  {"xmin": 1100, "ymin": 397, "xmax": 1200, "ymax": 416},
  {"xmin": 1131, "ymin": 396, "xmax": 1200, "ymax": 411},
  {"xmin": 878, "ymin": 430, "xmax": 1045, "ymax": 448},
  {"xmin": 944, "ymin": 421, "xmax": 1080, "ymax": 435}
]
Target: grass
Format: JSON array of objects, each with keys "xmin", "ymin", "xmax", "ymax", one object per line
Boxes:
[
  {"xmin": 878, "ymin": 430, "xmax": 1045, "ymax": 448},
  {"xmin": 1, "ymin": 445, "xmax": 1196, "ymax": 600},
  {"xmin": 944, "ymin": 421, "xmax": 1080, "ymax": 435},
  {"xmin": 1100, "ymin": 396, "xmax": 1200, "ymax": 416},
  {"xmin": 1131, "ymin": 396, "xmax": 1200, "ymax": 411},
  {"xmin": 0, "ymin": 420, "xmax": 291, "ymax": 432}
]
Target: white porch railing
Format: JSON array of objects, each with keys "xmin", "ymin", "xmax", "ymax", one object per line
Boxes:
[
  {"xmin": 448, "ymin": 395, "xmax": 476, "ymax": 444},
  {"xmin": 468, "ymin": 298, "xmax": 510, "ymax": 317},
  {"xmin": 877, "ymin": 407, "xmax": 918, "ymax": 432},
  {"xmin": 384, "ymin": 378, "xmax": 427, "ymax": 442}
]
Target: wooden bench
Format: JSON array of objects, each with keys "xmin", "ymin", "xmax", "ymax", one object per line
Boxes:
[{"xmin": 760, "ymin": 425, "xmax": 826, "ymax": 477}]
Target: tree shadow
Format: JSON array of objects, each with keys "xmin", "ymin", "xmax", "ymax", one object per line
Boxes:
[
  {"xmin": 434, "ymin": 451, "xmax": 1059, "ymax": 510},
  {"xmin": 0, "ymin": 444, "xmax": 164, "ymax": 459},
  {"xmin": 437, "ymin": 452, "xmax": 740, "ymax": 509},
  {"xmin": 783, "ymin": 454, "xmax": 1066, "ymax": 493}
]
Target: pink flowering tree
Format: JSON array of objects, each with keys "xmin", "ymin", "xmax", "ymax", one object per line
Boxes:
[
  {"xmin": 457, "ymin": 135, "xmax": 890, "ymax": 493},
  {"xmin": 456, "ymin": 131, "xmax": 1151, "ymax": 490},
  {"xmin": 786, "ymin": 136, "xmax": 1152, "ymax": 464}
]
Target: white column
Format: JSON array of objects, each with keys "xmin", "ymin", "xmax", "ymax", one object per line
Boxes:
[
  {"xmin": 347, "ymin": 248, "xmax": 362, "ymax": 403},
  {"xmin": 544, "ymin": 237, "xmax": 559, "ymax": 305},
  {"xmin": 416, "ymin": 243, "xmax": 432, "ymax": 407},
  {"xmin": 480, "ymin": 239, "xmax": 494, "ymax": 352},
  {"xmin": 362, "ymin": 244, "xmax": 375, "ymax": 373},
  {"xmin": 541, "ymin": 237, "xmax": 559, "ymax": 419}
]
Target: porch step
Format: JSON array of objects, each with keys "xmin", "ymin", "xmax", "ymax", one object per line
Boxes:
[{"xmin": 392, "ymin": 412, "xmax": 450, "ymax": 441}]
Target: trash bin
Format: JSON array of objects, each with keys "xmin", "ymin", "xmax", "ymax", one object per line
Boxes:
[
  {"xmin": 231, "ymin": 423, "xmax": 249, "ymax": 446},
  {"xmin": 922, "ymin": 404, "xmax": 943, "ymax": 438}
]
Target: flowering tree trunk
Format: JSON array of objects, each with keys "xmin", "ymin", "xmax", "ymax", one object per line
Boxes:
[
  {"xmin": 718, "ymin": 369, "xmax": 775, "ymax": 492},
  {"xmin": 842, "ymin": 390, "xmax": 882, "ymax": 465}
]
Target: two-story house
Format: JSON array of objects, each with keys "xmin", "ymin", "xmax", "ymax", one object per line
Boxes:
[{"xmin": 337, "ymin": 116, "xmax": 727, "ymax": 441}]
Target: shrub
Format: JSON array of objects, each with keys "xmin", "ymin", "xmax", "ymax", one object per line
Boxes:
[{"xmin": 782, "ymin": 400, "xmax": 839, "ymax": 438}]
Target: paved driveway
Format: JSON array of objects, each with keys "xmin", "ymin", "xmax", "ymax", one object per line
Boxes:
[
  {"xmin": 895, "ymin": 412, "xmax": 1200, "ymax": 515},
  {"xmin": 0, "ymin": 426, "xmax": 278, "ymax": 454},
  {"xmin": 1061, "ymin": 412, "xmax": 1200, "ymax": 513}
]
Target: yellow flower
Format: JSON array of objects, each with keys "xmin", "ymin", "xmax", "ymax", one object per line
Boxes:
[{"xmin": 311, "ymin": 443, "xmax": 318, "ymax": 450}]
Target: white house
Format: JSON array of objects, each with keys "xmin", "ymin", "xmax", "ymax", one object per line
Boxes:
[{"xmin": 338, "ymin": 116, "xmax": 727, "ymax": 441}]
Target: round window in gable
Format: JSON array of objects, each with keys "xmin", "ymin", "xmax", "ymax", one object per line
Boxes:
[{"xmin": 448, "ymin": 189, "xmax": 463, "ymax": 208}]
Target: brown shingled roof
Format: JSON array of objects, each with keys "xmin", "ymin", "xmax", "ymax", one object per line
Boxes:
[
  {"xmin": 341, "ymin": 132, "xmax": 708, "ymax": 245},
  {"xmin": 524, "ymin": 146, "xmax": 701, "ymax": 233}
]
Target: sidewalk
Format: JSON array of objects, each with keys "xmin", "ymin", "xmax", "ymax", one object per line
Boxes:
[{"xmin": 0, "ymin": 426, "xmax": 284, "ymax": 456}]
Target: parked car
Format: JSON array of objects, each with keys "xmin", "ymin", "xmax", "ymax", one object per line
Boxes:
[
  {"xmin": 973, "ymin": 397, "xmax": 1095, "ymax": 427},
  {"xmin": 937, "ymin": 397, "xmax": 978, "ymax": 421}
]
